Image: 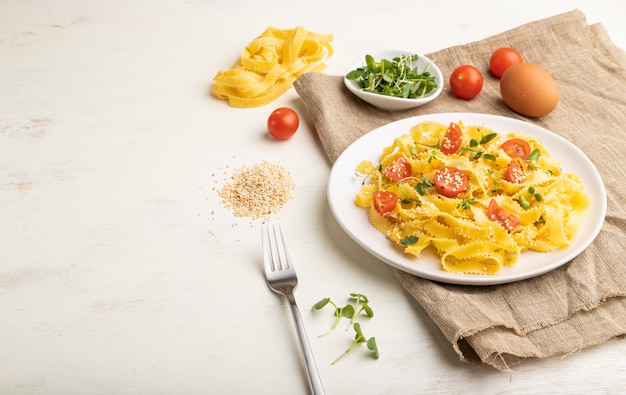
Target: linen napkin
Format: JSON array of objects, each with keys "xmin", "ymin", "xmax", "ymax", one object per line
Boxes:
[{"xmin": 293, "ymin": 9, "xmax": 626, "ymax": 370}]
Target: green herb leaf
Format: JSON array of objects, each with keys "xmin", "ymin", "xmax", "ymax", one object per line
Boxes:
[
  {"xmin": 400, "ymin": 235, "xmax": 419, "ymax": 246},
  {"xmin": 340, "ymin": 304, "xmax": 355, "ymax": 319},
  {"xmin": 314, "ymin": 297, "xmax": 331, "ymax": 310},
  {"xmin": 527, "ymin": 149, "xmax": 541, "ymax": 161},
  {"xmin": 457, "ymin": 197, "xmax": 476, "ymax": 210},
  {"xmin": 367, "ymin": 337, "xmax": 380, "ymax": 359},
  {"xmin": 480, "ymin": 133, "xmax": 498, "ymax": 144}
]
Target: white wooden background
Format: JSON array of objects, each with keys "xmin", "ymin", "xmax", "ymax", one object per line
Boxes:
[{"xmin": 2, "ymin": 0, "xmax": 625, "ymax": 393}]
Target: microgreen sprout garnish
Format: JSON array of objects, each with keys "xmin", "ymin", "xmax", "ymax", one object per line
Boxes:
[
  {"xmin": 400, "ymin": 235, "xmax": 419, "ymax": 246},
  {"xmin": 313, "ymin": 293, "xmax": 379, "ymax": 364},
  {"xmin": 313, "ymin": 297, "xmax": 355, "ymax": 338},
  {"xmin": 331, "ymin": 323, "xmax": 379, "ymax": 365},
  {"xmin": 487, "ymin": 169, "xmax": 504, "ymax": 194},
  {"xmin": 428, "ymin": 151, "xmax": 438, "ymax": 163},
  {"xmin": 414, "ymin": 176, "xmax": 433, "ymax": 196},
  {"xmin": 461, "ymin": 147, "xmax": 496, "ymax": 161},
  {"xmin": 461, "ymin": 131, "xmax": 498, "ymax": 161},
  {"xmin": 354, "ymin": 171, "xmax": 371, "ymax": 186},
  {"xmin": 457, "ymin": 197, "xmax": 477, "ymax": 210},
  {"xmin": 347, "ymin": 293, "xmax": 374, "ymax": 329},
  {"xmin": 346, "ymin": 54, "xmax": 438, "ymax": 99}
]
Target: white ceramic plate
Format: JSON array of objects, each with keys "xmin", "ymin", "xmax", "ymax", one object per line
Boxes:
[{"xmin": 327, "ymin": 113, "xmax": 607, "ymax": 285}]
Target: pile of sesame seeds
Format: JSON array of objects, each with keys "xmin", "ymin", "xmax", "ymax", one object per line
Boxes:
[{"xmin": 218, "ymin": 161, "xmax": 295, "ymax": 219}]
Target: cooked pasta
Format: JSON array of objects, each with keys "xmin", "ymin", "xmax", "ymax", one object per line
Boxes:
[{"xmin": 355, "ymin": 120, "xmax": 590, "ymax": 275}]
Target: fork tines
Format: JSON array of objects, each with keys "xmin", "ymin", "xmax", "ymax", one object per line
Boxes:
[{"xmin": 262, "ymin": 223, "xmax": 291, "ymax": 273}]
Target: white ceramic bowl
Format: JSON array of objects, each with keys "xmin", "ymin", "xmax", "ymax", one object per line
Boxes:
[{"xmin": 344, "ymin": 50, "xmax": 443, "ymax": 111}]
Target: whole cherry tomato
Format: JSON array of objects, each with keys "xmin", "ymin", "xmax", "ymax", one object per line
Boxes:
[
  {"xmin": 267, "ymin": 107, "xmax": 299, "ymax": 140},
  {"xmin": 489, "ymin": 47, "xmax": 523, "ymax": 78},
  {"xmin": 449, "ymin": 65, "xmax": 483, "ymax": 100}
]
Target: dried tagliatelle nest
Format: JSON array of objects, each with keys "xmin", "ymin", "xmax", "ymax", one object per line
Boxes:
[
  {"xmin": 219, "ymin": 161, "xmax": 295, "ymax": 219},
  {"xmin": 211, "ymin": 26, "xmax": 333, "ymax": 107}
]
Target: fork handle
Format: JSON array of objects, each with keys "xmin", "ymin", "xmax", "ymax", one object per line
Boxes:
[{"xmin": 287, "ymin": 295, "xmax": 325, "ymax": 395}]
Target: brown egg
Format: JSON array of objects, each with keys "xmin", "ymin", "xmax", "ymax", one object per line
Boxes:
[{"xmin": 500, "ymin": 62, "xmax": 559, "ymax": 117}]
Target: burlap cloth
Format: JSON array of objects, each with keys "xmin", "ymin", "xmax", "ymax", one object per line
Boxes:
[{"xmin": 293, "ymin": 9, "xmax": 626, "ymax": 370}]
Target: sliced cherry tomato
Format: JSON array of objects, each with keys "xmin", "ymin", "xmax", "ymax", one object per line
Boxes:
[
  {"xmin": 267, "ymin": 107, "xmax": 299, "ymax": 140},
  {"xmin": 433, "ymin": 167, "xmax": 468, "ymax": 198},
  {"xmin": 440, "ymin": 122, "xmax": 462, "ymax": 155},
  {"xmin": 383, "ymin": 157, "xmax": 412, "ymax": 182},
  {"xmin": 488, "ymin": 199, "xmax": 521, "ymax": 231},
  {"xmin": 449, "ymin": 65, "xmax": 483, "ymax": 100},
  {"xmin": 489, "ymin": 47, "xmax": 523, "ymax": 78},
  {"xmin": 505, "ymin": 157, "xmax": 528, "ymax": 184},
  {"xmin": 372, "ymin": 190, "xmax": 398, "ymax": 215},
  {"xmin": 501, "ymin": 138, "xmax": 531, "ymax": 159}
]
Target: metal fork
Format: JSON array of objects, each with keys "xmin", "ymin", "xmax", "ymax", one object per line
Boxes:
[{"xmin": 262, "ymin": 223, "xmax": 325, "ymax": 395}]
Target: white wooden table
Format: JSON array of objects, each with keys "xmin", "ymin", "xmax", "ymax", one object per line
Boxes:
[{"xmin": 2, "ymin": 0, "xmax": 625, "ymax": 393}]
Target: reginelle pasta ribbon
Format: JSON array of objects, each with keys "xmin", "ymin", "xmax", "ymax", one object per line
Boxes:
[{"xmin": 212, "ymin": 26, "xmax": 333, "ymax": 108}]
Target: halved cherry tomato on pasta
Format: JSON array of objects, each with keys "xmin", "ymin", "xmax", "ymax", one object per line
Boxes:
[
  {"xmin": 500, "ymin": 138, "xmax": 530, "ymax": 159},
  {"xmin": 488, "ymin": 199, "xmax": 521, "ymax": 231},
  {"xmin": 505, "ymin": 157, "xmax": 528, "ymax": 184},
  {"xmin": 433, "ymin": 167, "xmax": 468, "ymax": 198},
  {"xmin": 373, "ymin": 190, "xmax": 398, "ymax": 215},
  {"xmin": 440, "ymin": 122, "xmax": 462, "ymax": 155},
  {"xmin": 383, "ymin": 156, "xmax": 411, "ymax": 182}
]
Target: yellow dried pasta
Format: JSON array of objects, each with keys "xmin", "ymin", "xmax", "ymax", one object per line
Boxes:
[
  {"xmin": 355, "ymin": 120, "xmax": 590, "ymax": 275},
  {"xmin": 212, "ymin": 26, "xmax": 333, "ymax": 107}
]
